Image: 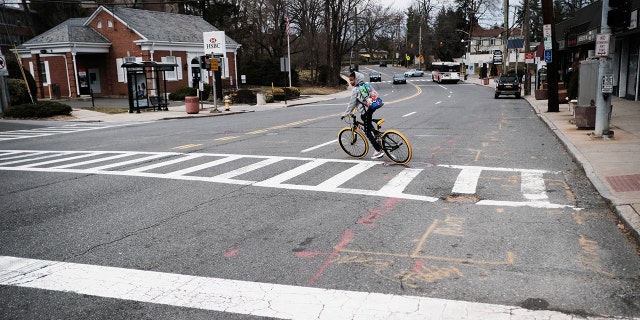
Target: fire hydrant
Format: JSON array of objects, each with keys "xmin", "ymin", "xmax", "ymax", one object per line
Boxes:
[{"xmin": 224, "ymin": 95, "xmax": 231, "ymax": 111}]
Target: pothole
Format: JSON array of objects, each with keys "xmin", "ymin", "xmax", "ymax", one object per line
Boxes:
[{"xmin": 444, "ymin": 194, "xmax": 480, "ymax": 203}]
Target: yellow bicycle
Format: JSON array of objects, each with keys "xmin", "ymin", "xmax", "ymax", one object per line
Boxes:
[{"xmin": 338, "ymin": 113, "xmax": 412, "ymax": 164}]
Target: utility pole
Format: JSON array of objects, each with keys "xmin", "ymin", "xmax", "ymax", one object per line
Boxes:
[
  {"xmin": 541, "ymin": 0, "xmax": 559, "ymax": 112},
  {"xmin": 523, "ymin": 0, "xmax": 531, "ymax": 95},
  {"xmin": 594, "ymin": 0, "xmax": 613, "ymax": 137},
  {"xmin": 503, "ymin": 0, "xmax": 509, "ymax": 74}
]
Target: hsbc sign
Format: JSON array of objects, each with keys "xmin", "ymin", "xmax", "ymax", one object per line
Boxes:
[{"xmin": 203, "ymin": 31, "xmax": 226, "ymax": 55}]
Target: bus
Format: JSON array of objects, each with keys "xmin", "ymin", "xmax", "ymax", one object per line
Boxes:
[{"xmin": 431, "ymin": 62, "xmax": 462, "ymax": 84}]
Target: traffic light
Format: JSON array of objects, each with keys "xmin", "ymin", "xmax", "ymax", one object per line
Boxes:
[
  {"xmin": 199, "ymin": 55, "xmax": 210, "ymax": 69},
  {"xmin": 607, "ymin": 0, "xmax": 632, "ymax": 30}
]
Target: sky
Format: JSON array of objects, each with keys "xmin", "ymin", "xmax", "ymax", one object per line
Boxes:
[{"xmin": 379, "ymin": 0, "xmax": 518, "ymax": 29}]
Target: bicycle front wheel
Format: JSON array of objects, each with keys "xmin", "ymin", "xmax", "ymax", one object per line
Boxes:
[
  {"xmin": 381, "ymin": 130, "xmax": 412, "ymax": 164},
  {"xmin": 338, "ymin": 127, "xmax": 369, "ymax": 158}
]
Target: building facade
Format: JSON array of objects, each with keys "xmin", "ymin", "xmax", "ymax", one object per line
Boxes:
[
  {"xmin": 556, "ymin": 0, "xmax": 640, "ymax": 101},
  {"xmin": 16, "ymin": 6, "xmax": 240, "ymax": 100}
]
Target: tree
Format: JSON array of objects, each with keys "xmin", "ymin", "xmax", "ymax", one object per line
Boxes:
[{"xmin": 28, "ymin": 0, "xmax": 86, "ymax": 33}]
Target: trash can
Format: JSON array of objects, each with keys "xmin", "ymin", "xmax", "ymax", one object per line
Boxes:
[{"xmin": 185, "ymin": 96, "xmax": 199, "ymax": 114}]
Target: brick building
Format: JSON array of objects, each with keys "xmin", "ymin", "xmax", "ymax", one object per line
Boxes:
[{"xmin": 15, "ymin": 5, "xmax": 240, "ymax": 100}]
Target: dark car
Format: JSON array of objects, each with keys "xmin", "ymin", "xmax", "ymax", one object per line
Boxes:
[
  {"xmin": 379, "ymin": 61, "xmax": 387, "ymax": 67},
  {"xmin": 494, "ymin": 74, "xmax": 521, "ymax": 99},
  {"xmin": 369, "ymin": 71, "xmax": 382, "ymax": 82},
  {"xmin": 392, "ymin": 73, "xmax": 406, "ymax": 84}
]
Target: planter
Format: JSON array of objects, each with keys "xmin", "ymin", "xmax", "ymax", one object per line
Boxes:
[
  {"xmin": 185, "ymin": 96, "xmax": 199, "ymax": 114},
  {"xmin": 483, "ymin": 78, "xmax": 489, "ymax": 85},
  {"xmin": 534, "ymin": 89, "xmax": 548, "ymax": 100}
]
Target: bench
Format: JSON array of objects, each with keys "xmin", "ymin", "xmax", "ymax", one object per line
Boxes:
[{"xmin": 149, "ymin": 96, "xmax": 169, "ymax": 111}]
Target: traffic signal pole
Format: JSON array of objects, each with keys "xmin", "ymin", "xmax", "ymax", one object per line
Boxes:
[{"xmin": 595, "ymin": 0, "xmax": 613, "ymax": 137}]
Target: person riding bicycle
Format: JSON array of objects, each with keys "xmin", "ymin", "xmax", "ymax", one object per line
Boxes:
[{"xmin": 342, "ymin": 71, "xmax": 384, "ymax": 159}]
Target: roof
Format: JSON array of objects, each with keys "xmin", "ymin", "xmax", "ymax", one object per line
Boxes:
[
  {"xmin": 21, "ymin": 6, "xmax": 239, "ymax": 49},
  {"xmin": 471, "ymin": 26, "xmax": 522, "ymax": 38},
  {"xmin": 94, "ymin": 6, "xmax": 239, "ymax": 46},
  {"xmin": 23, "ymin": 18, "xmax": 109, "ymax": 45}
]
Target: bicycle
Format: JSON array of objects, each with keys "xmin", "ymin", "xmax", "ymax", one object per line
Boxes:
[{"xmin": 338, "ymin": 112, "xmax": 412, "ymax": 165}]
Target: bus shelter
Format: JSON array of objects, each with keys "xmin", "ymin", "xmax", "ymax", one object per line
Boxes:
[{"xmin": 121, "ymin": 61, "xmax": 177, "ymax": 113}]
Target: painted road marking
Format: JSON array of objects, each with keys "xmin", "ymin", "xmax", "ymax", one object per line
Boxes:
[
  {"xmin": 301, "ymin": 140, "xmax": 336, "ymax": 153},
  {"xmin": 402, "ymin": 112, "xmax": 416, "ymax": 117},
  {"xmin": 0, "ymin": 150, "xmax": 577, "ymax": 208},
  {"xmin": 0, "ymin": 122, "xmax": 149, "ymax": 141},
  {"xmin": 0, "ymin": 255, "xmax": 597, "ymax": 320}
]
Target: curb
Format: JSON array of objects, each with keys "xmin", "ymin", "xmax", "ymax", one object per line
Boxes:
[{"xmin": 524, "ymin": 97, "xmax": 640, "ymax": 243}]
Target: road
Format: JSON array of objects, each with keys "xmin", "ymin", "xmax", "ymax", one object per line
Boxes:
[{"xmin": 1, "ymin": 66, "xmax": 639, "ymax": 319}]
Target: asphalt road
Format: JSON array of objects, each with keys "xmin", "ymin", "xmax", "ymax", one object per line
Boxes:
[{"xmin": 1, "ymin": 66, "xmax": 639, "ymax": 319}]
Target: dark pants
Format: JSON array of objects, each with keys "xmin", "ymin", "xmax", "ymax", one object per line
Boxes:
[{"xmin": 361, "ymin": 108, "xmax": 381, "ymax": 152}]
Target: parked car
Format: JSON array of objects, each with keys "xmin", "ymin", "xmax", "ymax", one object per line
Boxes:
[
  {"xmin": 369, "ymin": 71, "xmax": 382, "ymax": 82},
  {"xmin": 404, "ymin": 69, "xmax": 424, "ymax": 77},
  {"xmin": 379, "ymin": 61, "xmax": 387, "ymax": 67},
  {"xmin": 392, "ymin": 73, "xmax": 407, "ymax": 84},
  {"xmin": 494, "ymin": 74, "xmax": 522, "ymax": 99}
]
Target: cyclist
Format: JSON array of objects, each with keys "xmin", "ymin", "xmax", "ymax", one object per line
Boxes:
[{"xmin": 342, "ymin": 71, "xmax": 384, "ymax": 159}]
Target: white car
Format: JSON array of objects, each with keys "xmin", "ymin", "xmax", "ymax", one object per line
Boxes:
[{"xmin": 404, "ymin": 69, "xmax": 424, "ymax": 77}]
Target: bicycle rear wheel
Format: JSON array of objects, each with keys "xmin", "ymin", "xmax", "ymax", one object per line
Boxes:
[
  {"xmin": 338, "ymin": 127, "xmax": 368, "ymax": 158},
  {"xmin": 381, "ymin": 130, "xmax": 412, "ymax": 164}
]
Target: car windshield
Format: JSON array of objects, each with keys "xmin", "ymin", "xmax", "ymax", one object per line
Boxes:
[
  {"xmin": 500, "ymin": 75, "xmax": 518, "ymax": 82},
  {"xmin": 394, "ymin": 74, "xmax": 404, "ymax": 77}
]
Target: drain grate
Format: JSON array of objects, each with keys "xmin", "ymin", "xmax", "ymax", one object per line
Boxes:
[{"xmin": 606, "ymin": 174, "xmax": 640, "ymax": 192}]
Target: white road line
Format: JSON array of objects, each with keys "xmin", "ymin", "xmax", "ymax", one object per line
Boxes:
[
  {"xmin": 435, "ymin": 101, "xmax": 442, "ymax": 105},
  {"xmin": 301, "ymin": 140, "xmax": 336, "ymax": 153},
  {"xmin": 0, "ymin": 150, "xmax": 578, "ymax": 208},
  {"xmin": 0, "ymin": 255, "xmax": 594, "ymax": 320},
  {"xmin": 402, "ymin": 112, "xmax": 416, "ymax": 117}
]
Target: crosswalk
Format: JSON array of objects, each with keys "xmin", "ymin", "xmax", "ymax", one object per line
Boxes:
[
  {"xmin": 0, "ymin": 150, "xmax": 577, "ymax": 209},
  {"xmin": 0, "ymin": 122, "xmax": 149, "ymax": 141}
]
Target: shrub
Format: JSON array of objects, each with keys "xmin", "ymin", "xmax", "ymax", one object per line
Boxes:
[
  {"xmin": 3, "ymin": 101, "xmax": 72, "ymax": 118},
  {"xmin": 168, "ymin": 86, "xmax": 197, "ymax": 101},
  {"xmin": 233, "ymin": 89, "xmax": 256, "ymax": 104},
  {"xmin": 272, "ymin": 87, "xmax": 301, "ymax": 101},
  {"xmin": 7, "ymin": 78, "xmax": 32, "ymax": 106}
]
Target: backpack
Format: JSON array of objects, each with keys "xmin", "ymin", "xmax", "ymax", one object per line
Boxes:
[{"xmin": 358, "ymin": 83, "xmax": 384, "ymax": 110}]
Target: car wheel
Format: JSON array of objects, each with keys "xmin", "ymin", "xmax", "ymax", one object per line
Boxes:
[
  {"xmin": 515, "ymin": 93, "xmax": 521, "ymax": 99},
  {"xmin": 494, "ymin": 93, "xmax": 499, "ymax": 99}
]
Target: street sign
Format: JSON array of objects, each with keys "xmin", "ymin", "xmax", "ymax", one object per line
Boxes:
[
  {"xmin": 493, "ymin": 50, "xmax": 503, "ymax": 64},
  {"xmin": 596, "ymin": 33, "xmax": 610, "ymax": 57},
  {"xmin": 602, "ymin": 75, "xmax": 613, "ymax": 93},
  {"xmin": 543, "ymin": 24, "xmax": 552, "ymax": 37},
  {"xmin": 210, "ymin": 58, "xmax": 219, "ymax": 71},
  {"xmin": 525, "ymin": 52, "xmax": 534, "ymax": 64},
  {"xmin": 544, "ymin": 50, "xmax": 552, "ymax": 63},
  {"xmin": 203, "ymin": 31, "xmax": 226, "ymax": 55}
]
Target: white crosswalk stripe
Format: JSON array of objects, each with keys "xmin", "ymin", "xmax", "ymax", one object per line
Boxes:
[
  {"xmin": 0, "ymin": 122, "xmax": 149, "ymax": 141},
  {"xmin": 0, "ymin": 255, "xmax": 613, "ymax": 320},
  {"xmin": 0, "ymin": 150, "xmax": 577, "ymax": 209}
]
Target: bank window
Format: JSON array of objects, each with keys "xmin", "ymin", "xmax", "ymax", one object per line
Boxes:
[
  {"xmin": 162, "ymin": 56, "xmax": 177, "ymax": 80},
  {"xmin": 40, "ymin": 61, "xmax": 50, "ymax": 85}
]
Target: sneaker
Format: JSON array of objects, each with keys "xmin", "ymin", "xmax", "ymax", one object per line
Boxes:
[{"xmin": 371, "ymin": 150, "xmax": 385, "ymax": 159}]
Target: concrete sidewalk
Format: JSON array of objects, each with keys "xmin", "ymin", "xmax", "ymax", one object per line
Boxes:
[
  {"xmin": 525, "ymin": 94, "xmax": 640, "ymax": 242},
  {"xmin": 63, "ymin": 91, "xmax": 350, "ymax": 123},
  {"xmin": 18, "ymin": 88, "xmax": 640, "ymax": 242}
]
